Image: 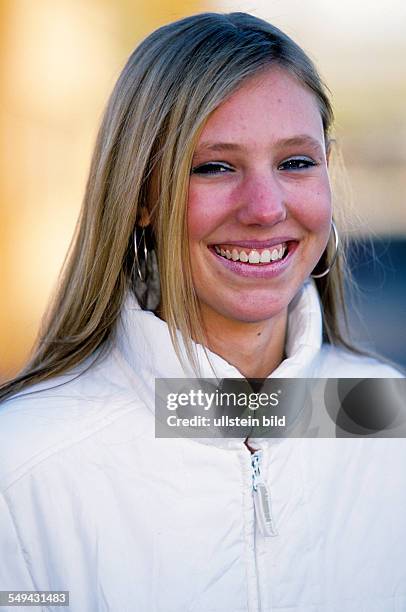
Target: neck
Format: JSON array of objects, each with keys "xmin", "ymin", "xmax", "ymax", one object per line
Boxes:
[{"xmin": 200, "ymin": 306, "xmax": 288, "ymax": 379}]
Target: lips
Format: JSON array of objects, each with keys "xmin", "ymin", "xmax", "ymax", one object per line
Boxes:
[{"xmin": 207, "ymin": 239, "xmax": 298, "ymax": 278}]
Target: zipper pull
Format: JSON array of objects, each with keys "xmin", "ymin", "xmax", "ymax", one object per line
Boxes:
[{"xmin": 251, "ymin": 451, "xmax": 278, "ymax": 537}]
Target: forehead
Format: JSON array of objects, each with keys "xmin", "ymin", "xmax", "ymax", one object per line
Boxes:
[{"xmin": 196, "ymin": 67, "xmax": 324, "ymax": 148}]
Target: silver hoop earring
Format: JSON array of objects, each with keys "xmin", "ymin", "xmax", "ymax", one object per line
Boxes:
[
  {"xmin": 311, "ymin": 220, "xmax": 339, "ymax": 279},
  {"xmin": 134, "ymin": 227, "xmax": 148, "ymax": 282},
  {"xmin": 133, "ymin": 226, "xmax": 161, "ymax": 311}
]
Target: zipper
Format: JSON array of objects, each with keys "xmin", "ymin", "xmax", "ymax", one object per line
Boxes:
[{"xmin": 251, "ymin": 450, "xmax": 278, "ymax": 537}]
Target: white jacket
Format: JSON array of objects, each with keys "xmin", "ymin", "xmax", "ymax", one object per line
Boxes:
[{"xmin": 0, "ymin": 281, "xmax": 405, "ymax": 612}]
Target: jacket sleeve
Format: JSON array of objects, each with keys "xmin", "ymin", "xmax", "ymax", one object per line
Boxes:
[{"xmin": 0, "ymin": 491, "xmax": 36, "ymax": 590}]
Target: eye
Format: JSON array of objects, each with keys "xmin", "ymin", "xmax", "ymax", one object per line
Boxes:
[
  {"xmin": 278, "ymin": 156, "xmax": 317, "ymax": 171},
  {"xmin": 191, "ymin": 162, "xmax": 234, "ymax": 175}
]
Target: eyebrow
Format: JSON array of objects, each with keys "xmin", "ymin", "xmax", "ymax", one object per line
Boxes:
[{"xmin": 194, "ymin": 135, "xmax": 324, "ymax": 155}]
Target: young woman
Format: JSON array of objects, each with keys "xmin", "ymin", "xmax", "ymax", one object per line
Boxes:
[{"xmin": 1, "ymin": 12, "xmax": 405, "ymax": 611}]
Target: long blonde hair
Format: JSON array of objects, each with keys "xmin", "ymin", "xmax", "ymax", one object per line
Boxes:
[{"xmin": 1, "ymin": 12, "xmax": 355, "ymax": 401}]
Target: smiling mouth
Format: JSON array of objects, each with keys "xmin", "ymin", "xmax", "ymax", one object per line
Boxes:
[{"xmin": 212, "ymin": 242, "xmax": 291, "ymax": 264}]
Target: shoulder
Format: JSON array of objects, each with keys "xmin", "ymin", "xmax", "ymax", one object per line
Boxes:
[
  {"xmin": 0, "ymin": 348, "xmax": 149, "ymax": 490},
  {"xmin": 316, "ymin": 344, "xmax": 405, "ymax": 378}
]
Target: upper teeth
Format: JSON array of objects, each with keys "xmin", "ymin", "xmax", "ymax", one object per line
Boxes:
[{"xmin": 214, "ymin": 244, "xmax": 287, "ymax": 263}]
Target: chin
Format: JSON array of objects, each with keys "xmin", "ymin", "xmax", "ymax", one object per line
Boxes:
[{"xmin": 210, "ymin": 294, "xmax": 289, "ymax": 324}]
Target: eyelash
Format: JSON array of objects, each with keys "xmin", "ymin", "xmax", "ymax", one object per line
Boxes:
[
  {"xmin": 279, "ymin": 157, "xmax": 317, "ymax": 171},
  {"xmin": 191, "ymin": 162, "xmax": 233, "ymax": 175},
  {"xmin": 191, "ymin": 158, "xmax": 317, "ymax": 175}
]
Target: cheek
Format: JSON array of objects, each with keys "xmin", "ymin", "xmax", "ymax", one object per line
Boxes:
[
  {"xmin": 187, "ymin": 184, "xmax": 230, "ymax": 244},
  {"xmin": 291, "ymin": 178, "xmax": 332, "ymax": 232}
]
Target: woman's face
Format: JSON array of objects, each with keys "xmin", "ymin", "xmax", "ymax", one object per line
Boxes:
[{"xmin": 187, "ymin": 67, "xmax": 332, "ymax": 325}]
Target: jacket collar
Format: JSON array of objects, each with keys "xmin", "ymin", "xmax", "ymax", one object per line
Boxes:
[
  {"xmin": 114, "ymin": 279, "xmax": 323, "ymax": 449},
  {"xmin": 116, "ymin": 279, "xmax": 322, "ymax": 380}
]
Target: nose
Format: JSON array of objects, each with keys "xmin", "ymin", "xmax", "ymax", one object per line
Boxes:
[{"xmin": 235, "ymin": 171, "xmax": 287, "ymax": 226}]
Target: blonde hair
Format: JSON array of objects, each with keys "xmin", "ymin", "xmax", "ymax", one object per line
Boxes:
[{"xmin": 1, "ymin": 12, "xmax": 356, "ymax": 401}]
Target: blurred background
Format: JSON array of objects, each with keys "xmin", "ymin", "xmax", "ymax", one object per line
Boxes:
[{"xmin": 1, "ymin": 0, "xmax": 405, "ymax": 379}]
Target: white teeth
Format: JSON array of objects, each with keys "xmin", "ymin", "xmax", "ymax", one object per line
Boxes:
[
  {"xmin": 248, "ymin": 250, "xmax": 260, "ymax": 264},
  {"xmin": 214, "ymin": 243, "xmax": 287, "ymax": 264},
  {"xmin": 260, "ymin": 249, "xmax": 271, "ymax": 263}
]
